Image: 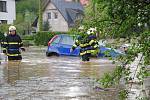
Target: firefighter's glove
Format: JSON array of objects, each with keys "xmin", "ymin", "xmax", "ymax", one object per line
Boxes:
[
  {"xmin": 3, "ymin": 50, "xmax": 6, "ymax": 54},
  {"xmin": 20, "ymin": 47, "xmax": 26, "ymax": 52}
]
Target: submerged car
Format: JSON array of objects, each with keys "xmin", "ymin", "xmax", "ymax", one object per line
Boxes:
[{"xmin": 46, "ymin": 34, "xmax": 122, "ymax": 57}]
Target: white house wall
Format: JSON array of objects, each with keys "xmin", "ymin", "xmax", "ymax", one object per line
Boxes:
[
  {"xmin": 0, "ymin": 0, "xmax": 16, "ymax": 24},
  {"xmin": 43, "ymin": 2, "xmax": 69, "ymax": 32}
]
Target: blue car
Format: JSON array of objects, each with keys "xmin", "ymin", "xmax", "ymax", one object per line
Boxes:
[{"xmin": 46, "ymin": 34, "xmax": 122, "ymax": 57}]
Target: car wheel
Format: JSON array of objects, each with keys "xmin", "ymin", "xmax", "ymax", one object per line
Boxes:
[
  {"xmin": 51, "ymin": 52, "xmax": 59, "ymax": 57},
  {"xmin": 46, "ymin": 52, "xmax": 50, "ymax": 57},
  {"xmin": 46, "ymin": 52, "xmax": 59, "ymax": 57}
]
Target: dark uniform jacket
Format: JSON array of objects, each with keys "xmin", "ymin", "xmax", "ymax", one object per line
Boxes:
[
  {"xmin": 88, "ymin": 34, "xmax": 99, "ymax": 56},
  {"xmin": 1, "ymin": 34, "xmax": 23, "ymax": 60},
  {"xmin": 72, "ymin": 34, "xmax": 99, "ymax": 56}
]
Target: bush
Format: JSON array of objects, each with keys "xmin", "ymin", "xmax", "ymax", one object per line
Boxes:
[
  {"xmin": 22, "ymin": 40, "xmax": 34, "ymax": 47},
  {"xmin": 0, "ymin": 31, "xmax": 5, "ymax": 42},
  {"xmin": 0, "ymin": 24, "xmax": 9, "ymax": 33},
  {"xmin": 22, "ymin": 35, "xmax": 34, "ymax": 40},
  {"xmin": 34, "ymin": 31, "xmax": 61, "ymax": 46}
]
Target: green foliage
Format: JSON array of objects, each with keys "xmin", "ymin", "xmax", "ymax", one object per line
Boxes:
[
  {"xmin": 34, "ymin": 31, "xmax": 61, "ymax": 46},
  {"xmin": 139, "ymin": 31, "xmax": 150, "ymax": 65},
  {"xmin": 15, "ymin": 0, "xmax": 39, "ymax": 34},
  {"xmin": 43, "ymin": 20, "xmax": 50, "ymax": 31},
  {"xmin": 83, "ymin": 0, "xmax": 150, "ymax": 99},
  {"xmin": 34, "ymin": 31, "xmax": 52, "ymax": 46},
  {"xmin": 39, "ymin": 0, "xmax": 43, "ymax": 31},
  {"xmin": 22, "ymin": 40, "xmax": 34, "ymax": 47},
  {"xmin": 0, "ymin": 31, "xmax": 5, "ymax": 42},
  {"xmin": 137, "ymin": 66, "xmax": 148, "ymax": 84},
  {"xmin": 118, "ymin": 89, "xmax": 128, "ymax": 100},
  {"xmin": 83, "ymin": 0, "xmax": 150, "ymax": 38},
  {"xmin": 98, "ymin": 73, "xmax": 113, "ymax": 88},
  {"xmin": 16, "ymin": 0, "xmax": 39, "ymax": 14},
  {"xmin": 98, "ymin": 66, "xmax": 125, "ymax": 88},
  {"xmin": 22, "ymin": 35, "xmax": 34, "ymax": 40},
  {"xmin": 0, "ymin": 24, "xmax": 9, "ymax": 33}
]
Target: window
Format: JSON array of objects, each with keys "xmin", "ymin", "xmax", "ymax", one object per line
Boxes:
[
  {"xmin": 0, "ymin": 1, "xmax": 7, "ymax": 12},
  {"xmin": 52, "ymin": 36, "xmax": 61, "ymax": 44},
  {"xmin": 61, "ymin": 36, "xmax": 74, "ymax": 45},
  {"xmin": 0, "ymin": 20, "xmax": 7, "ymax": 24},
  {"xmin": 47, "ymin": 12, "xmax": 51, "ymax": 19},
  {"xmin": 65, "ymin": 0, "xmax": 79, "ymax": 2},
  {"xmin": 54, "ymin": 12, "xmax": 58, "ymax": 19},
  {"xmin": 76, "ymin": 14, "xmax": 83, "ymax": 20}
]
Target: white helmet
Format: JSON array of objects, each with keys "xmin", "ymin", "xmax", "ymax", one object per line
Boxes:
[
  {"xmin": 78, "ymin": 25, "xmax": 84, "ymax": 30},
  {"xmin": 87, "ymin": 27, "xmax": 96, "ymax": 35},
  {"xmin": 9, "ymin": 26, "xmax": 16, "ymax": 31},
  {"xmin": 122, "ymin": 44, "xmax": 130, "ymax": 48}
]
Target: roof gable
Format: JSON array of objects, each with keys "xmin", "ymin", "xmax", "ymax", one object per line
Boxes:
[
  {"xmin": 32, "ymin": 0, "xmax": 84, "ymax": 28},
  {"xmin": 51, "ymin": 0, "xmax": 84, "ymax": 26}
]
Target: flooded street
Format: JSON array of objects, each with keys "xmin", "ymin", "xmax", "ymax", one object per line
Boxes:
[{"xmin": 0, "ymin": 46, "xmax": 119, "ymax": 100}]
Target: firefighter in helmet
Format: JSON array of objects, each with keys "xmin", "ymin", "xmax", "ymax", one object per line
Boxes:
[
  {"xmin": 2, "ymin": 26, "xmax": 25, "ymax": 61},
  {"xmin": 86, "ymin": 27, "xmax": 99, "ymax": 56},
  {"xmin": 70, "ymin": 27, "xmax": 94, "ymax": 61}
]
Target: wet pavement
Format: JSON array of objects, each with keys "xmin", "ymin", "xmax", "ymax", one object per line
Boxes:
[{"xmin": 0, "ymin": 46, "xmax": 120, "ymax": 100}]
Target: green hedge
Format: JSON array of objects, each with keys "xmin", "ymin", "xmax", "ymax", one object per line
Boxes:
[
  {"xmin": 22, "ymin": 35, "xmax": 34, "ymax": 40},
  {"xmin": 34, "ymin": 31, "xmax": 61, "ymax": 46},
  {"xmin": 0, "ymin": 31, "xmax": 5, "ymax": 42}
]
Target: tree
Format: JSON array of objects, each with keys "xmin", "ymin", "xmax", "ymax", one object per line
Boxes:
[
  {"xmin": 83, "ymin": 0, "xmax": 150, "ymax": 99},
  {"xmin": 15, "ymin": 0, "xmax": 39, "ymax": 35},
  {"xmin": 83, "ymin": 0, "xmax": 150, "ymax": 38},
  {"xmin": 38, "ymin": 0, "xmax": 43, "ymax": 31},
  {"xmin": 43, "ymin": 20, "xmax": 50, "ymax": 31}
]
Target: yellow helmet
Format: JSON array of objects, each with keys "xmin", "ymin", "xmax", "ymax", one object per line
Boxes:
[{"xmin": 9, "ymin": 26, "xmax": 16, "ymax": 31}]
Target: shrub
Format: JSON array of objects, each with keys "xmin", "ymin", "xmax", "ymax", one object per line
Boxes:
[
  {"xmin": 22, "ymin": 35, "xmax": 34, "ymax": 40},
  {"xmin": 0, "ymin": 24, "xmax": 9, "ymax": 33},
  {"xmin": 22, "ymin": 35, "xmax": 35, "ymax": 46},
  {"xmin": 34, "ymin": 31, "xmax": 61, "ymax": 46},
  {"xmin": 0, "ymin": 31, "xmax": 5, "ymax": 42}
]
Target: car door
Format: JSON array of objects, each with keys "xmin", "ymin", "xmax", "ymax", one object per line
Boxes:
[
  {"xmin": 58, "ymin": 35, "xmax": 79, "ymax": 56},
  {"xmin": 58, "ymin": 35, "xmax": 74, "ymax": 55},
  {"xmin": 48, "ymin": 35, "xmax": 61, "ymax": 54}
]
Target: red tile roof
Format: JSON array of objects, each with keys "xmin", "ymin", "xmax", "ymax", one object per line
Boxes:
[{"xmin": 80, "ymin": 0, "xmax": 89, "ymax": 6}]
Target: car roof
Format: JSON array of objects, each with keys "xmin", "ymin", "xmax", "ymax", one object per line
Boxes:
[{"xmin": 58, "ymin": 34, "xmax": 77, "ymax": 37}]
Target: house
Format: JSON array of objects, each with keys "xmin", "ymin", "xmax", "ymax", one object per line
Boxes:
[
  {"xmin": 0, "ymin": 0, "xmax": 16, "ymax": 24},
  {"xmin": 32, "ymin": 0, "xmax": 84, "ymax": 32}
]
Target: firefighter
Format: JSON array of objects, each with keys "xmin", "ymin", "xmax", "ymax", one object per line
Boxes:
[
  {"xmin": 70, "ymin": 26, "xmax": 98, "ymax": 61},
  {"xmin": 2, "ymin": 26, "xmax": 25, "ymax": 61},
  {"xmin": 86, "ymin": 27, "xmax": 99, "ymax": 56}
]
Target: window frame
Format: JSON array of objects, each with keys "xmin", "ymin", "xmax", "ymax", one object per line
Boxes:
[
  {"xmin": 47, "ymin": 12, "xmax": 51, "ymax": 19},
  {"xmin": 0, "ymin": 20, "xmax": 7, "ymax": 24},
  {"xmin": 0, "ymin": 1, "xmax": 7, "ymax": 12},
  {"xmin": 53, "ymin": 12, "xmax": 58, "ymax": 19},
  {"xmin": 52, "ymin": 36, "xmax": 61, "ymax": 44}
]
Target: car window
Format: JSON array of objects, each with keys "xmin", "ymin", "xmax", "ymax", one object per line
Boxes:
[
  {"xmin": 61, "ymin": 36, "xmax": 74, "ymax": 45},
  {"xmin": 52, "ymin": 36, "xmax": 61, "ymax": 44}
]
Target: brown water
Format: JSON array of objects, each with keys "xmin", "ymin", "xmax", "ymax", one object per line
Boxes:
[{"xmin": 0, "ymin": 46, "xmax": 119, "ymax": 100}]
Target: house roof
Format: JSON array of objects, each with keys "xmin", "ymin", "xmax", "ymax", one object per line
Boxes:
[
  {"xmin": 80, "ymin": 0, "xmax": 89, "ymax": 6},
  {"xmin": 32, "ymin": 0, "xmax": 84, "ymax": 28},
  {"xmin": 51, "ymin": 0, "xmax": 84, "ymax": 27}
]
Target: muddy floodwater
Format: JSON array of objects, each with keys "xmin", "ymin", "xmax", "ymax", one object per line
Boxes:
[{"xmin": 0, "ymin": 46, "xmax": 120, "ymax": 100}]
